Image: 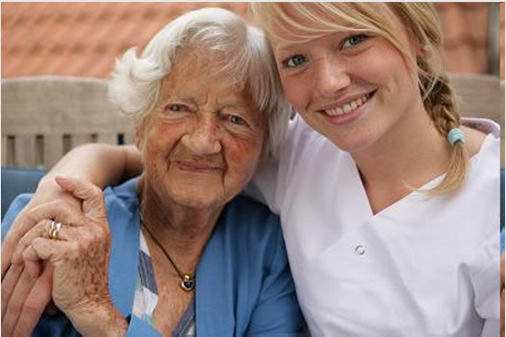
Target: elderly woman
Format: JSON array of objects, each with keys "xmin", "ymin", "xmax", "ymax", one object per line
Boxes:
[
  {"xmin": 1, "ymin": 8, "xmax": 303, "ymax": 336},
  {"xmin": 4, "ymin": 3, "xmax": 504, "ymax": 337}
]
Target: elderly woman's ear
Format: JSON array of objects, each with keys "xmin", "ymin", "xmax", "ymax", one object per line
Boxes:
[{"xmin": 135, "ymin": 125, "xmax": 145, "ymax": 153}]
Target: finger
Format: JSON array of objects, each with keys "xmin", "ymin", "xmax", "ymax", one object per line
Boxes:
[
  {"xmin": 13, "ymin": 219, "xmax": 57, "ymax": 265},
  {"xmin": 1, "ymin": 264, "xmax": 23, "ymax": 321},
  {"xmin": 2, "ymin": 268, "xmax": 37, "ymax": 336},
  {"xmin": 22, "ymin": 237, "xmax": 74, "ymax": 266},
  {"xmin": 12, "ymin": 266, "xmax": 53, "ymax": 337},
  {"xmin": 2, "ymin": 209, "xmax": 35, "ymax": 277},
  {"xmin": 7, "ymin": 200, "xmax": 83, "ymax": 263},
  {"xmin": 23, "ymin": 233, "xmax": 63, "ymax": 279},
  {"xmin": 2, "ymin": 232, "xmax": 21, "ymax": 277},
  {"xmin": 55, "ymin": 176, "xmax": 107, "ymax": 222},
  {"xmin": 20, "ymin": 220, "xmax": 107, "ymax": 277},
  {"xmin": 45, "ymin": 301, "xmax": 58, "ymax": 316},
  {"xmin": 2, "ymin": 178, "xmax": 85, "ymax": 279},
  {"xmin": 13, "ymin": 219, "xmax": 77, "ymax": 266}
]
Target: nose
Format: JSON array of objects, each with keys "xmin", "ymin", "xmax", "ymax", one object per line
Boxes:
[
  {"xmin": 181, "ymin": 115, "xmax": 222, "ymax": 155},
  {"xmin": 313, "ymin": 56, "xmax": 351, "ymax": 99}
]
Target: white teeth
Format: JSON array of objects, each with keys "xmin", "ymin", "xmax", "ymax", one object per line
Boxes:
[{"xmin": 324, "ymin": 94, "xmax": 369, "ymax": 116}]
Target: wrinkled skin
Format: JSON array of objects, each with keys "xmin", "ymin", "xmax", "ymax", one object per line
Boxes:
[{"xmin": 2, "ymin": 177, "xmax": 127, "ymax": 336}]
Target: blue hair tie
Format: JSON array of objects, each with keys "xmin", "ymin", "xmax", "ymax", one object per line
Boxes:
[{"xmin": 447, "ymin": 127, "xmax": 465, "ymax": 145}]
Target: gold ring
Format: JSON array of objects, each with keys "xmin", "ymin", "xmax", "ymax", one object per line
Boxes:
[{"xmin": 48, "ymin": 220, "xmax": 63, "ymax": 240}]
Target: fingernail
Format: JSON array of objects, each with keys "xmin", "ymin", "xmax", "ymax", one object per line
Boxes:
[
  {"xmin": 55, "ymin": 176, "xmax": 74, "ymax": 190},
  {"xmin": 55, "ymin": 176, "xmax": 69, "ymax": 183},
  {"xmin": 46, "ymin": 302, "xmax": 58, "ymax": 315}
]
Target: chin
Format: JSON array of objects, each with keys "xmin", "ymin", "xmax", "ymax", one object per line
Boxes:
[
  {"xmin": 328, "ymin": 133, "xmax": 376, "ymax": 154},
  {"xmin": 173, "ymin": 193, "xmax": 223, "ymax": 209}
]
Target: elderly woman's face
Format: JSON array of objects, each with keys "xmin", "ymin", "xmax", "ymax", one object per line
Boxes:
[{"xmin": 137, "ymin": 48, "xmax": 266, "ymax": 209}]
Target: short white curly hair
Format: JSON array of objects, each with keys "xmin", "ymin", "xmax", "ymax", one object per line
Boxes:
[{"xmin": 108, "ymin": 7, "xmax": 290, "ymax": 159}]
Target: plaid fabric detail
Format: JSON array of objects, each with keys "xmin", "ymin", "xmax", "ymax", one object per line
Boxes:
[
  {"xmin": 132, "ymin": 232, "xmax": 158, "ymax": 326},
  {"xmin": 173, "ymin": 297, "xmax": 196, "ymax": 337},
  {"xmin": 131, "ymin": 231, "xmax": 196, "ymax": 335}
]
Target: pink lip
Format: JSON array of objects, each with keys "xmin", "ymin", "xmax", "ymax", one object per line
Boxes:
[
  {"xmin": 322, "ymin": 91, "xmax": 375, "ymax": 126},
  {"xmin": 175, "ymin": 160, "xmax": 223, "ymax": 173},
  {"xmin": 317, "ymin": 91, "xmax": 375, "ymax": 113},
  {"xmin": 326, "ymin": 105, "xmax": 364, "ymax": 125}
]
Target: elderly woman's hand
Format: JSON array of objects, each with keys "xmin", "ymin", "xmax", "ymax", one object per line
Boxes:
[
  {"xmin": 2, "ymin": 176, "xmax": 82, "ymax": 277},
  {"xmin": 2, "ymin": 177, "xmax": 83, "ymax": 336},
  {"xmin": 13, "ymin": 177, "xmax": 127, "ymax": 336},
  {"xmin": 2, "ymin": 144, "xmax": 136, "ymax": 336}
]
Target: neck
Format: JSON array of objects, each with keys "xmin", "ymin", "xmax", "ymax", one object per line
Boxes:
[
  {"xmin": 351, "ymin": 104, "xmax": 451, "ymax": 213},
  {"xmin": 137, "ymin": 176, "xmax": 222, "ymax": 268}
]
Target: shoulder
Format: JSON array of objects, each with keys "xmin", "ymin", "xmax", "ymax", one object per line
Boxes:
[
  {"xmin": 224, "ymin": 195, "xmax": 281, "ymax": 232},
  {"xmin": 102, "ymin": 177, "xmax": 140, "ymax": 229},
  {"xmin": 1, "ymin": 193, "xmax": 33, "ymax": 240},
  {"xmin": 464, "ymin": 119, "xmax": 500, "ymax": 176},
  {"xmin": 462, "ymin": 117, "xmax": 500, "ymax": 138},
  {"xmin": 101, "ymin": 178, "xmax": 141, "ymax": 274},
  {"xmin": 462, "ymin": 126, "xmax": 486, "ymax": 157},
  {"xmin": 456, "ymin": 121, "xmax": 501, "ymax": 237},
  {"xmin": 220, "ymin": 195, "xmax": 286, "ymax": 257},
  {"xmin": 462, "ymin": 118, "xmax": 500, "ymax": 158},
  {"xmin": 104, "ymin": 177, "xmax": 139, "ymax": 212},
  {"xmin": 286, "ymin": 115, "xmax": 330, "ymax": 154}
]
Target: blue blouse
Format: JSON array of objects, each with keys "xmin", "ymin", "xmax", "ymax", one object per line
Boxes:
[{"xmin": 2, "ymin": 177, "xmax": 303, "ymax": 336}]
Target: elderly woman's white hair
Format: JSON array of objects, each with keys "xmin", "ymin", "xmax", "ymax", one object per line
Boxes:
[{"xmin": 109, "ymin": 7, "xmax": 290, "ymax": 159}]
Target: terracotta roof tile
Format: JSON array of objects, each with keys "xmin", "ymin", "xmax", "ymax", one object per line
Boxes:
[{"xmin": 1, "ymin": 3, "xmax": 502, "ymax": 78}]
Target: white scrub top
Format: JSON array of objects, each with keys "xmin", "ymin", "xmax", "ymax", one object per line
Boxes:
[{"xmin": 252, "ymin": 116, "xmax": 501, "ymax": 336}]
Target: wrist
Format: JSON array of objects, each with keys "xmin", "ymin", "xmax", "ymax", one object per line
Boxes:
[
  {"xmin": 34, "ymin": 178, "xmax": 82, "ymax": 209},
  {"xmin": 66, "ymin": 301, "xmax": 128, "ymax": 337}
]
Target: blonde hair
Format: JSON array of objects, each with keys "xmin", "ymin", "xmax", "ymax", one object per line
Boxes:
[{"xmin": 250, "ymin": 3, "xmax": 468, "ymax": 194}]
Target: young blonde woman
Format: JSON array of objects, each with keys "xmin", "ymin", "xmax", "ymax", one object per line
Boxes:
[{"xmin": 2, "ymin": 3, "xmax": 502, "ymax": 336}]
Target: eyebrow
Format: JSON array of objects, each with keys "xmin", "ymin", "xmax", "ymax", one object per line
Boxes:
[
  {"xmin": 274, "ymin": 43, "xmax": 299, "ymax": 55},
  {"xmin": 160, "ymin": 91, "xmax": 253, "ymax": 112},
  {"xmin": 220, "ymin": 101, "xmax": 250, "ymax": 109}
]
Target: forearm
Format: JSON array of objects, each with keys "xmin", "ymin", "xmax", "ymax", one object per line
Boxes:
[
  {"xmin": 39, "ymin": 143, "xmax": 142, "ymax": 189},
  {"xmin": 67, "ymin": 300, "xmax": 128, "ymax": 337}
]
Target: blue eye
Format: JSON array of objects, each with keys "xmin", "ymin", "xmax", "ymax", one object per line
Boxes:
[
  {"xmin": 282, "ymin": 54, "xmax": 307, "ymax": 68},
  {"xmin": 228, "ymin": 115, "xmax": 247, "ymax": 126},
  {"xmin": 342, "ymin": 34, "xmax": 368, "ymax": 49}
]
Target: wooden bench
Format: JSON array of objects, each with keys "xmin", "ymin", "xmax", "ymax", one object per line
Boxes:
[
  {"xmin": 1, "ymin": 76, "xmax": 134, "ymax": 168},
  {"xmin": 1, "ymin": 74, "xmax": 504, "ymax": 169}
]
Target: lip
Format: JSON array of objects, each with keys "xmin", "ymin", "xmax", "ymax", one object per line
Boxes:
[
  {"xmin": 320, "ymin": 90, "xmax": 376, "ymax": 125},
  {"xmin": 175, "ymin": 160, "xmax": 223, "ymax": 173},
  {"xmin": 317, "ymin": 90, "xmax": 376, "ymax": 113}
]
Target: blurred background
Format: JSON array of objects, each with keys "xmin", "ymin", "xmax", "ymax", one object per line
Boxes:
[
  {"xmin": 1, "ymin": 2, "xmax": 504, "ymax": 78},
  {"xmin": 1, "ymin": 2, "xmax": 504, "ymax": 170}
]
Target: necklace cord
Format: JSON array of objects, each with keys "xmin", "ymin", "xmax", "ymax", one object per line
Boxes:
[{"xmin": 139, "ymin": 211, "xmax": 195, "ymax": 292}]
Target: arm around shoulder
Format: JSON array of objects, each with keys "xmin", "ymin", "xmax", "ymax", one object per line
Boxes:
[{"xmin": 40, "ymin": 143, "xmax": 141, "ymax": 189}]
